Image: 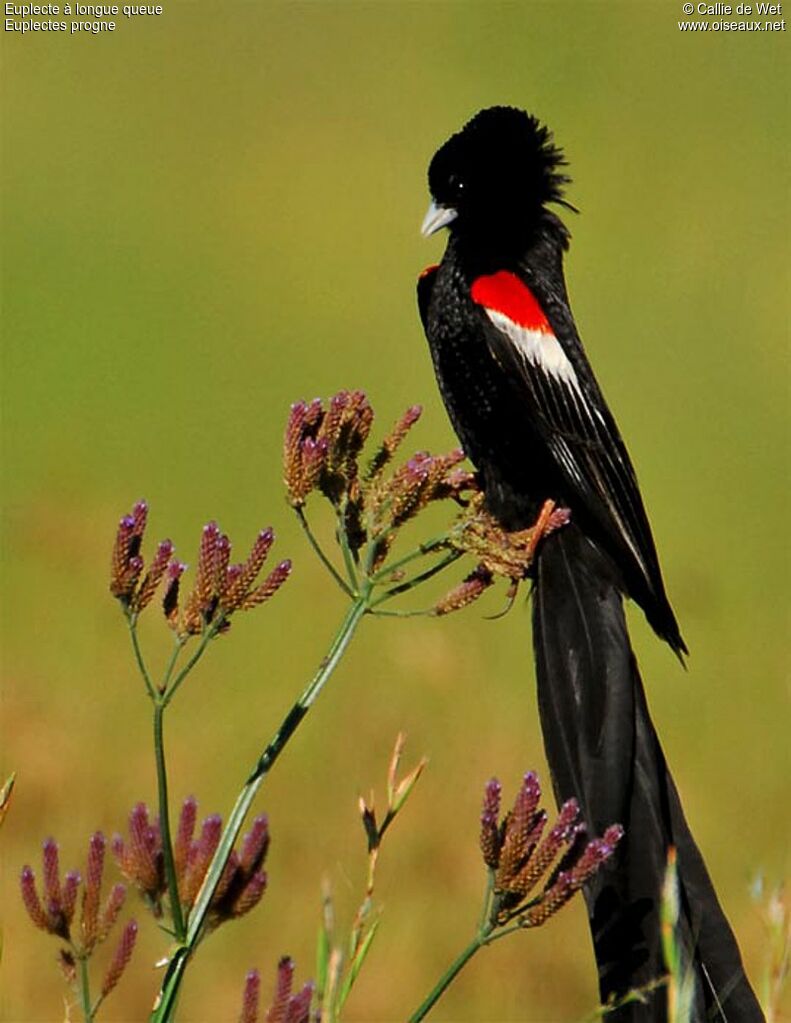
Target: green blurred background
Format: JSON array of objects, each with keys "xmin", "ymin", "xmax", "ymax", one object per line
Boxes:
[{"xmin": 2, "ymin": 2, "xmax": 788, "ymax": 1020}]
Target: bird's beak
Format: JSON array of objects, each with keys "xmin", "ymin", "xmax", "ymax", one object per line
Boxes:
[{"xmin": 421, "ymin": 201, "xmax": 457, "ymax": 237}]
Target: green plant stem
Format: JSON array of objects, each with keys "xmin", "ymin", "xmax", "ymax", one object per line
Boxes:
[
  {"xmin": 128, "ymin": 617, "xmax": 157, "ymax": 701},
  {"xmin": 161, "ymin": 624, "xmax": 218, "ymax": 708},
  {"xmin": 370, "ymin": 607, "xmax": 433, "ymax": 618},
  {"xmin": 478, "ymin": 871, "xmax": 494, "ymax": 931},
  {"xmin": 410, "ymin": 875, "xmax": 505, "ymax": 1022},
  {"xmin": 409, "ymin": 904, "xmax": 544, "ymax": 1021},
  {"xmin": 335, "ymin": 506, "xmax": 359, "ymax": 588},
  {"xmin": 296, "ymin": 507, "xmax": 353, "ymax": 596},
  {"xmin": 149, "ymin": 595, "xmax": 369, "ymax": 1023},
  {"xmin": 367, "ymin": 532, "xmax": 451, "ymax": 583},
  {"xmin": 161, "ymin": 635, "xmax": 186, "ymax": 693},
  {"xmin": 408, "ymin": 924, "xmax": 492, "ymax": 1023},
  {"xmin": 130, "ymin": 616, "xmax": 186, "ymax": 939},
  {"xmin": 78, "ymin": 954, "xmax": 92, "ymax": 1022},
  {"xmin": 370, "ymin": 551, "xmax": 461, "ymax": 607},
  {"xmin": 154, "ymin": 702, "xmax": 185, "ymax": 941}
]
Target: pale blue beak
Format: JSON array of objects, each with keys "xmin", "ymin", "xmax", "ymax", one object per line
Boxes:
[{"xmin": 421, "ymin": 201, "xmax": 458, "ymax": 237}]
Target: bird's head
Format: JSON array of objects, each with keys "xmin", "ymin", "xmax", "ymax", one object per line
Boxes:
[{"xmin": 421, "ymin": 106, "xmax": 572, "ymax": 245}]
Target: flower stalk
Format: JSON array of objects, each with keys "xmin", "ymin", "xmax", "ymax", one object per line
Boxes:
[
  {"xmin": 107, "ymin": 392, "xmax": 570, "ymax": 1023},
  {"xmin": 149, "ymin": 595, "xmax": 368, "ymax": 1023},
  {"xmin": 153, "ymin": 702, "xmax": 184, "ymax": 940},
  {"xmin": 317, "ymin": 734, "xmax": 427, "ymax": 1023},
  {"xmin": 20, "ymin": 834, "xmax": 137, "ymax": 1022},
  {"xmin": 409, "ymin": 772, "xmax": 623, "ymax": 1021},
  {"xmin": 25, "ymin": 388, "xmax": 579, "ymax": 1022},
  {"xmin": 282, "ymin": 391, "xmax": 569, "ymax": 617}
]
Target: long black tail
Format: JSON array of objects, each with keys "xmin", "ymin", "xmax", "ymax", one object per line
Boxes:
[{"xmin": 532, "ymin": 525, "xmax": 762, "ymax": 1021}]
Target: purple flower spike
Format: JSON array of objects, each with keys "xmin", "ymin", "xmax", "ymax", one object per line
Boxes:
[
  {"xmin": 480, "ymin": 779, "xmax": 502, "ymax": 868},
  {"xmin": 163, "ymin": 559, "xmax": 186, "ymax": 624},
  {"xmin": 239, "ymin": 527, "xmax": 274, "ymax": 584},
  {"xmin": 131, "ymin": 500, "xmax": 148, "ymax": 533},
  {"xmin": 481, "ymin": 770, "xmax": 623, "ymax": 929},
  {"xmin": 434, "ymin": 565, "xmax": 494, "ymax": 616},
  {"xmin": 61, "ymin": 871, "xmax": 81, "ymax": 926},
  {"xmin": 267, "ymin": 956, "xmax": 295, "ymax": 1023},
  {"xmin": 239, "ymin": 968, "xmax": 260, "ymax": 1023},
  {"xmin": 81, "ymin": 832, "xmax": 104, "ymax": 950},
  {"xmin": 101, "ymin": 918, "xmax": 138, "ymax": 998},
  {"xmin": 284, "ymin": 397, "xmax": 327, "ymax": 506},
  {"xmin": 174, "ymin": 797, "xmax": 198, "ymax": 878},
  {"xmin": 42, "ymin": 839, "xmax": 61, "ymax": 913},
  {"xmin": 230, "ymin": 870, "xmax": 267, "ymax": 919},
  {"xmin": 196, "ymin": 814, "xmax": 222, "ymax": 861},
  {"xmin": 286, "ymin": 982, "xmax": 314, "ymax": 1023},
  {"xmin": 127, "ymin": 554, "xmax": 144, "ymax": 576},
  {"xmin": 97, "ymin": 883, "xmax": 126, "ymax": 942},
  {"xmin": 240, "ymin": 560, "xmax": 292, "ymax": 610},
  {"xmin": 132, "ymin": 539, "xmax": 175, "ymax": 612},
  {"xmin": 180, "ymin": 814, "xmax": 222, "ymax": 907},
  {"xmin": 20, "ymin": 865, "xmax": 49, "ymax": 932},
  {"xmin": 367, "ymin": 403, "xmax": 424, "ymax": 479},
  {"xmin": 239, "ymin": 816, "xmax": 270, "ymax": 875},
  {"xmin": 20, "ymin": 830, "xmax": 134, "ymax": 958},
  {"xmin": 264, "ymin": 956, "xmax": 313, "ymax": 1023},
  {"xmin": 128, "ymin": 803, "xmax": 161, "ymax": 895}
]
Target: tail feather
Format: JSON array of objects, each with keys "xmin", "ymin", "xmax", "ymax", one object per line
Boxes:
[{"xmin": 532, "ymin": 525, "xmax": 762, "ymax": 1021}]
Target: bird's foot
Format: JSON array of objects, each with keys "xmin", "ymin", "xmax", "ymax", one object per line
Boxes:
[{"xmin": 526, "ymin": 500, "xmax": 571, "ymax": 561}]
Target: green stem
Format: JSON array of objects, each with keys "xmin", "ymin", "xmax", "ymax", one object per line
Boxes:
[
  {"xmin": 370, "ymin": 607, "xmax": 433, "ymax": 619},
  {"xmin": 408, "ymin": 927, "xmax": 491, "ymax": 1022},
  {"xmin": 161, "ymin": 623, "xmax": 218, "ymax": 708},
  {"xmin": 78, "ymin": 953, "xmax": 93, "ymax": 1022},
  {"xmin": 335, "ymin": 506, "xmax": 359, "ymax": 589},
  {"xmin": 478, "ymin": 871, "xmax": 494, "ymax": 932},
  {"xmin": 368, "ymin": 532, "xmax": 451, "ymax": 584},
  {"xmin": 370, "ymin": 551, "xmax": 461, "ymax": 607},
  {"xmin": 297, "ymin": 507, "xmax": 353, "ymax": 596},
  {"xmin": 154, "ymin": 702, "xmax": 185, "ymax": 941},
  {"xmin": 409, "ymin": 876, "xmax": 502, "ymax": 1022},
  {"xmin": 128, "ymin": 617, "xmax": 157, "ymax": 701},
  {"xmin": 161, "ymin": 635, "xmax": 186, "ymax": 694},
  {"xmin": 149, "ymin": 596, "xmax": 369, "ymax": 1023}
]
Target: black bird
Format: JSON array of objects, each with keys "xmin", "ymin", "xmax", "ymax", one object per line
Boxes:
[{"xmin": 418, "ymin": 106, "xmax": 761, "ymax": 1021}]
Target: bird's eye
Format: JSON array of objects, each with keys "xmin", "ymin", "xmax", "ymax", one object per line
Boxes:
[{"xmin": 447, "ymin": 174, "xmax": 465, "ymax": 200}]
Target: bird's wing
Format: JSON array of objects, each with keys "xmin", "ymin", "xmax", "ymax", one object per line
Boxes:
[
  {"xmin": 469, "ymin": 269, "xmax": 662, "ymax": 604},
  {"xmin": 417, "ymin": 264, "xmax": 439, "ymax": 332}
]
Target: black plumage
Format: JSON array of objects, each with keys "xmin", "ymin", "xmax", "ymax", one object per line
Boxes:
[{"xmin": 418, "ymin": 106, "xmax": 761, "ymax": 1021}]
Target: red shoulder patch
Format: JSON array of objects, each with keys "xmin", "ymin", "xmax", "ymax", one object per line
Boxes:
[
  {"xmin": 470, "ymin": 271, "xmax": 551, "ymax": 333},
  {"xmin": 419, "ymin": 263, "xmax": 439, "ymax": 280}
]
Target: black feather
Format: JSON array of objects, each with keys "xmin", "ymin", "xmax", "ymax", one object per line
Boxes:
[
  {"xmin": 419, "ymin": 106, "xmax": 761, "ymax": 1019},
  {"xmin": 534, "ymin": 528, "xmax": 763, "ymax": 1020}
]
